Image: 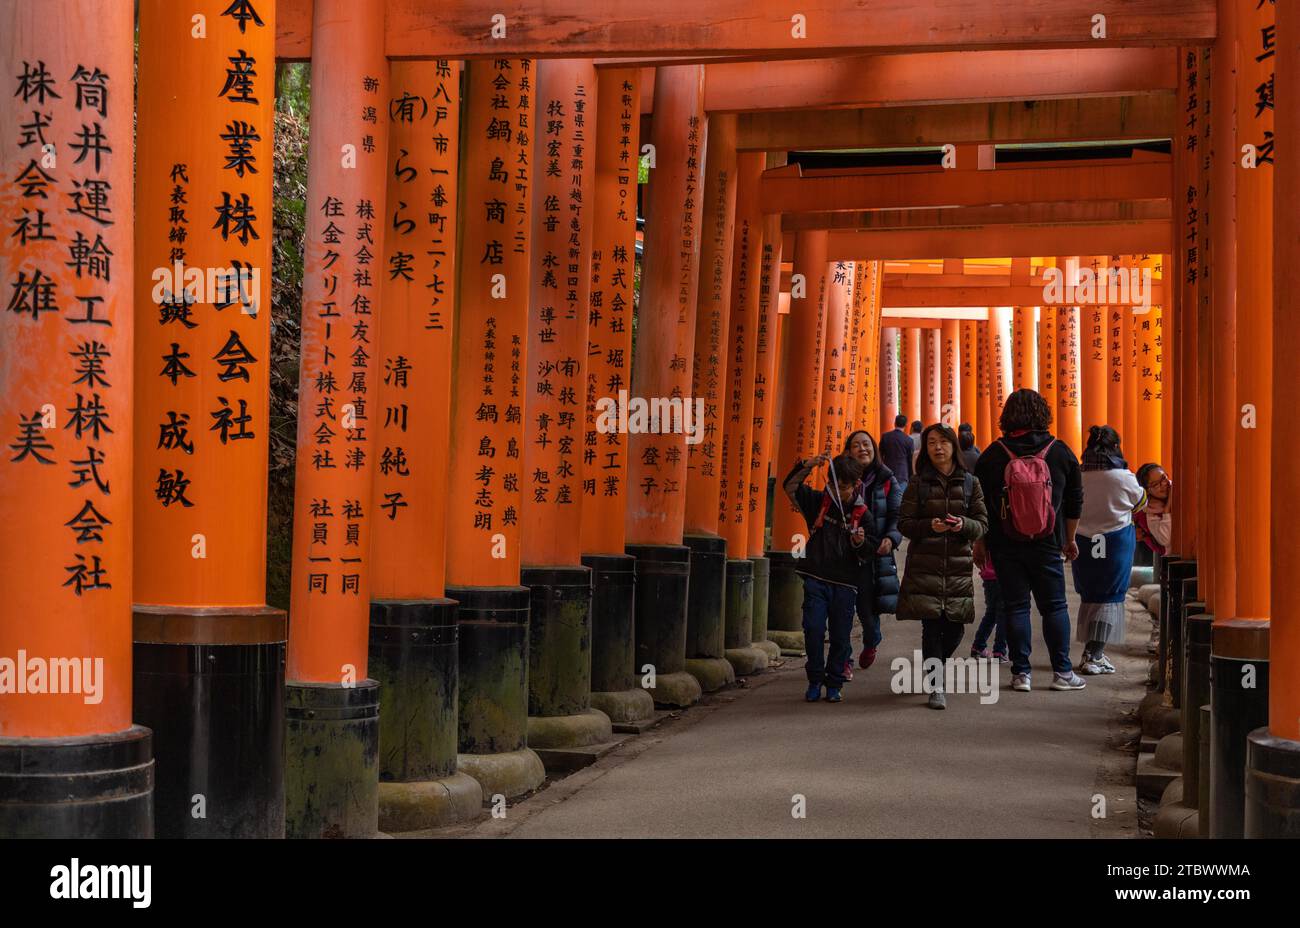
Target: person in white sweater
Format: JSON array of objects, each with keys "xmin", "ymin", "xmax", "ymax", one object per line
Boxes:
[{"xmin": 1072, "ymin": 426, "xmax": 1147, "ymax": 674}]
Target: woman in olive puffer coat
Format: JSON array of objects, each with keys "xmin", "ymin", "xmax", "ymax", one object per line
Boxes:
[{"xmin": 897, "ymin": 424, "xmax": 989, "ymax": 708}]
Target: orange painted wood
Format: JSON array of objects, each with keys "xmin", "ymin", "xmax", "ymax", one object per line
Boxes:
[
  {"xmin": 986, "ymin": 308, "xmax": 1013, "ymax": 441},
  {"xmin": 851, "ymin": 261, "xmax": 884, "ymax": 433},
  {"xmin": 960, "ymin": 322, "xmax": 981, "ymax": 438},
  {"xmin": 763, "ymin": 162, "xmax": 1172, "ymax": 215},
  {"xmin": 274, "ymin": 0, "xmax": 1216, "ymax": 61},
  {"xmin": 785, "ymin": 200, "xmax": 1172, "ymax": 233},
  {"xmin": 718, "ymin": 151, "xmax": 764, "ymax": 554},
  {"xmin": 1038, "ymin": 306, "xmax": 1059, "ymax": 419},
  {"xmin": 940, "ymin": 320, "xmax": 960, "ymax": 428},
  {"xmin": 747, "ymin": 212, "xmax": 784, "ymax": 557},
  {"xmin": 742, "ymin": 95, "xmax": 1174, "ymax": 153},
  {"xmin": 1056, "ymin": 304, "xmax": 1083, "ymax": 458},
  {"xmin": 704, "ymin": 48, "xmax": 1176, "ymax": 112},
  {"xmin": 1132, "ymin": 256, "xmax": 1165, "ymax": 464},
  {"xmin": 1271, "ymin": 0, "xmax": 1298, "ymax": 738},
  {"xmin": 900, "ymin": 327, "xmax": 921, "ymax": 425},
  {"xmin": 827, "ymin": 224, "xmax": 1172, "ymax": 262},
  {"xmin": 684, "ymin": 113, "xmax": 738, "ymax": 536},
  {"xmin": 884, "ymin": 283, "xmax": 1163, "ymax": 309},
  {"xmin": 1, "ymin": 0, "xmax": 134, "ymax": 737},
  {"xmin": 1122, "ymin": 299, "xmax": 1139, "ymax": 465},
  {"xmin": 581, "ymin": 70, "xmax": 641, "ymax": 556},
  {"xmin": 1011, "ymin": 307, "xmax": 1039, "ymax": 391},
  {"xmin": 133, "ymin": 0, "xmax": 275, "ymax": 609},
  {"xmin": 1080, "ymin": 260, "xmax": 1109, "ymax": 436},
  {"xmin": 443, "ymin": 59, "xmax": 537, "ymax": 586},
  {"xmin": 626, "ymin": 66, "xmax": 706, "ymax": 546},
  {"xmin": 921, "ymin": 327, "xmax": 941, "ymax": 426},
  {"xmin": 818, "ymin": 262, "xmax": 854, "ymax": 452},
  {"xmin": 521, "ymin": 60, "xmax": 597, "ymax": 566},
  {"xmin": 371, "ymin": 60, "xmax": 461, "ymax": 600},
  {"xmin": 975, "ymin": 321, "xmax": 992, "ymax": 449},
  {"xmin": 1233, "ymin": 0, "xmax": 1272, "ymax": 621},
  {"xmin": 1107, "ymin": 299, "xmax": 1127, "ymax": 445},
  {"xmin": 286, "ymin": 0, "xmax": 388, "ymax": 683},
  {"xmin": 1204, "ymin": 0, "xmax": 1238, "ymax": 615},
  {"xmin": 879, "ymin": 327, "xmax": 900, "ymax": 438},
  {"xmin": 770, "ymin": 231, "xmax": 828, "ymax": 552}
]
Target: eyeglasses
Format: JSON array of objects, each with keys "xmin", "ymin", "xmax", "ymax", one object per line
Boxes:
[{"xmin": 1146, "ymin": 473, "xmax": 1171, "ymax": 489}]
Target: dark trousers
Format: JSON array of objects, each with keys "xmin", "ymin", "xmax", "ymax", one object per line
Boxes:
[
  {"xmin": 856, "ymin": 584, "xmax": 882, "ymax": 650},
  {"xmin": 991, "ymin": 544, "xmax": 1073, "ymax": 676},
  {"xmin": 921, "ymin": 616, "xmax": 965, "ymax": 667},
  {"xmin": 801, "ymin": 576, "xmax": 857, "ymax": 687},
  {"xmin": 973, "ymin": 578, "xmax": 1008, "ymax": 654}
]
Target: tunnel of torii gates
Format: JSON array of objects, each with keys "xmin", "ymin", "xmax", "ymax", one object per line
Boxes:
[{"xmin": 0, "ymin": 0, "xmax": 1298, "ymax": 841}]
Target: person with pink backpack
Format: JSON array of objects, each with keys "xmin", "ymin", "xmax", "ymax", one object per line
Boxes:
[{"xmin": 972, "ymin": 389, "xmax": 1086, "ymax": 693}]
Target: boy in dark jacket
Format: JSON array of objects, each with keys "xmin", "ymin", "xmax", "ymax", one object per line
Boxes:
[{"xmin": 783, "ymin": 453, "xmax": 875, "ymax": 702}]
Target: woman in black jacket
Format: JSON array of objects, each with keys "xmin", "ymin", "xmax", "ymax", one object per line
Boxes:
[
  {"xmin": 843, "ymin": 430, "xmax": 903, "ymax": 676},
  {"xmin": 898, "ymin": 424, "xmax": 989, "ymax": 709}
]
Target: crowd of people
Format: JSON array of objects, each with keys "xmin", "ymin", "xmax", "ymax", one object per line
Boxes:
[{"xmin": 784, "ymin": 388, "xmax": 1168, "ymax": 707}]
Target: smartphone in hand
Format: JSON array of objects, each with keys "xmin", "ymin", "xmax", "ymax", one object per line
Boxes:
[{"xmin": 943, "ymin": 515, "xmax": 962, "ymax": 527}]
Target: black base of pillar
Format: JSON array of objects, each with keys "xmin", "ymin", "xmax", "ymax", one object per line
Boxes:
[
  {"xmin": 626, "ymin": 543, "xmax": 699, "ymax": 707},
  {"xmin": 684, "ymin": 533, "xmax": 727, "ymax": 660},
  {"xmin": 766, "ymin": 550, "xmax": 803, "ymax": 635},
  {"xmin": 724, "ymin": 558, "xmax": 754, "ymax": 650},
  {"xmin": 448, "ymin": 585, "xmax": 531, "ymax": 756},
  {"xmin": 1209, "ymin": 620, "xmax": 1270, "ymax": 838},
  {"xmin": 133, "ymin": 605, "xmax": 285, "ymax": 839},
  {"xmin": 749, "ymin": 554, "xmax": 771, "ymax": 644},
  {"xmin": 1181, "ymin": 602, "xmax": 1209, "ymax": 802},
  {"xmin": 284, "ymin": 680, "xmax": 379, "ymax": 838},
  {"xmin": 1198, "ymin": 705, "xmax": 1211, "ymax": 837},
  {"xmin": 1245, "ymin": 727, "xmax": 1300, "ymax": 837},
  {"xmin": 0, "ymin": 726, "xmax": 153, "ymax": 838},
  {"xmin": 584, "ymin": 553, "xmax": 637, "ymax": 694},
  {"xmin": 1160, "ymin": 559, "xmax": 1196, "ymax": 695},
  {"xmin": 369, "ymin": 598, "xmax": 458, "ymax": 782},
  {"xmin": 584, "ymin": 553, "xmax": 655, "ymax": 723},
  {"xmin": 1172, "ymin": 575, "xmax": 1197, "ymax": 708},
  {"xmin": 522, "ymin": 565, "xmax": 593, "ymax": 718}
]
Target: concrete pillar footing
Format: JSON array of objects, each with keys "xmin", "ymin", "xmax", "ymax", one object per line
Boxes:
[
  {"xmin": 526, "ymin": 708, "xmax": 614, "ymax": 749},
  {"xmin": 768, "ymin": 629, "xmax": 806, "ymax": 655},
  {"xmin": 724, "ymin": 646, "xmax": 769, "ymax": 676},
  {"xmin": 752, "ymin": 639, "xmax": 783, "ymax": 661},
  {"xmin": 646, "ymin": 670, "xmax": 703, "ymax": 708},
  {"xmin": 1245, "ymin": 727, "xmax": 1300, "ymax": 837},
  {"xmin": 457, "ymin": 748, "xmax": 546, "ymax": 801},
  {"xmin": 590, "ymin": 687, "xmax": 656, "ymax": 723},
  {"xmin": 685, "ymin": 656, "xmax": 737, "ymax": 692},
  {"xmin": 378, "ymin": 772, "xmax": 483, "ymax": 832}
]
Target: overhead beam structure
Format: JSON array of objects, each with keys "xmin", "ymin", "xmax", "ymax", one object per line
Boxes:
[
  {"xmin": 274, "ymin": 0, "xmax": 1215, "ymax": 60},
  {"xmin": 761, "ymin": 161, "xmax": 1172, "ymax": 214},
  {"xmin": 781, "ymin": 200, "xmax": 1172, "ymax": 232},
  {"xmin": 738, "ymin": 94, "xmax": 1174, "ymax": 150},
  {"xmin": 825, "ymin": 223, "xmax": 1171, "ymax": 261}
]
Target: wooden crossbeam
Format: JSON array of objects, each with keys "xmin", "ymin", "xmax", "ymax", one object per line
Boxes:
[
  {"xmin": 738, "ymin": 94, "xmax": 1173, "ymax": 151},
  {"xmin": 881, "ymin": 283, "xmax": 1163, "ymax": 307},
  {"xmin": 781, "ymin": 200, "xmax": 1172, "ymax": 232},
  {"xmin": 699, "ymin": 47, "xmax": 1176, "ymax": 112},
  {"xmin": 826, "ymin": 222, "xmax": 1171, "ymax": 260},
  {"xmin": 274, "ymin": 0, "xmax": 1215, "ymax": 61},
  {"xmin": 762, "ymin": 161, "xmax": 1172, "ymax": 213}
]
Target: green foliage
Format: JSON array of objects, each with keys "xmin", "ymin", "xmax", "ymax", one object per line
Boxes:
[{"xmin": 265, "ymin": 83, "xmax": 310, "ymax": 611}]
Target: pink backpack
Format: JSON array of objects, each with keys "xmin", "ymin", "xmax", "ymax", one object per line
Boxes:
[{"xmin": 996, "ymin": 439, "xmax": 1057, "ymax": 541}]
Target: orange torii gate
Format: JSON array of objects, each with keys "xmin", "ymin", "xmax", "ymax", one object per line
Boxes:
[
  {"xmin": 131, "ymin": 0, "xmax": 283, "ymax": 839},
  {"xmin": 0, "ymin": 0, "xmax": 149, "ymax": 838},
  {"xmin": 582, "ymin": 69, "xmax": 656, "ymax": 727},
  {"xmin": 367, "ymin": 59, "xmax": 480, "ymax": 831}
]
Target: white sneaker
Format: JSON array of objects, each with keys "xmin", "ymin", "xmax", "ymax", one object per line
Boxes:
[
  {"xmin": 1051, "ymin": 672, "xmax": 1087, "ymax": 691},
  {"xmin": 1011, "ymin": 673, "xmax": 1031, "ymax": 692},
  {"xmin": 1095, "ymin": 654, "xmax": 1116, "ymax": 674},
  {"xmin": 1080, "ymin": 659, "xmax": 1106, "ymax": 675}
]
